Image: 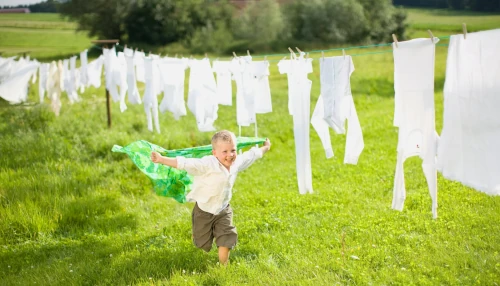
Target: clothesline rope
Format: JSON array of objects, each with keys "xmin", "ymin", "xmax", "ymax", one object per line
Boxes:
[{"xmin": 88, "ymin": 34, "xmax": 452, "ymax": 61}]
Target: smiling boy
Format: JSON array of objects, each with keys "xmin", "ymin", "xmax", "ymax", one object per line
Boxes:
[{"xmin": 150, "ymin": 130, "xmax": 271, "ymax": 265}]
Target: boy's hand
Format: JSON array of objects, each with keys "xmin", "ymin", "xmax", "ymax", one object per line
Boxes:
[
  {"xmin": 264, "ymin": 138, "xmax": 271, "ymax": 150},
  {"xmin": 151, "ymin": 151, "xmax": 162, "ymax": 163}
]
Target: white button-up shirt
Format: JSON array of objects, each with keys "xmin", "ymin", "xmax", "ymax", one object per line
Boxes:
[{"xmin": 177, "ymin": 147, "xmax": 263, "ymax": 214}]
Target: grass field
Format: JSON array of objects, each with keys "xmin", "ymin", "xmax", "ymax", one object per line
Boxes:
[{"xmin": 1, "ymin": 9, "xmax": 500, "ymax": 285}]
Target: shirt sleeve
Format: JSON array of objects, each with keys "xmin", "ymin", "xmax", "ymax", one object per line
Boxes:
[
  {"xmin": 176, "ymin": 156, "xmax": 211, "ymax": 176},
  {"xmin": 235, "ymin": 147, "xmax": 263, "ymax": 172}
]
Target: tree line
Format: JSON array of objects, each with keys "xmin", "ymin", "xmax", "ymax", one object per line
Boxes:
[
  {"xmin": 393, "ymin": 0, "xmax": 500, "ymax": 11},
  {"xmin": 56, "ymin": 0, "xmax": 407, "ymax": 53}
]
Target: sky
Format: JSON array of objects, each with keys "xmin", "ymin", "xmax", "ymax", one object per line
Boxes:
[{"xmin": 0, "ymin": 0, "xmax": 43, "ymax": 6}]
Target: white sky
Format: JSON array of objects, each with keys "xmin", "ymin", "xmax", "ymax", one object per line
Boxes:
[{"xmin": 0, "ymin": 0, "xmax": 43, "ymax": 6}]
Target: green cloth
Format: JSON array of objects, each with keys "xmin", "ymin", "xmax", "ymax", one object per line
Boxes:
[{"xmin": 112, "ymin": 137, "xmax": 266, "ymax": 203}]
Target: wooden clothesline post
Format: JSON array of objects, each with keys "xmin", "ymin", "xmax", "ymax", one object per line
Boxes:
[{"xmin": 90, "ymin": 39, "xmax": 119, "ymax": 128}]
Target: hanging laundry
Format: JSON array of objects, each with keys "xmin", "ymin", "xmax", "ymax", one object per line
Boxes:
[
  {"xmin": 134, "ymin": 50, "xmax": 146, "ymax": 83},
  {"xmin": 437, "ymin": 29, "xmax": 500, "ymax": 196},
  {"xmin": 124, "ymin": 47, "xmax": 142, "ymax": 105},
  {"xmin": 230, "ymin": 55, "xmax": 256, "ymax": 127},
  {"xmin": 311, "ymin": 56, "xmax": 364, "ymax": 163},
  {"xmin": 278, "ymin": 52, "xmax": 314, "ymax": 195},
  {"xmin": 86, "ymin": 55, "xmax": 103, "ymax": 89},
  {"xmin": 188, "ymin": 58, "xmax": 218, "ymax": 132},
  {"xmin": 103, "ymin": 47, "xmax": 121, "ymax": 103},
  {"xmin": 0, "ymin": 62, "xmax": 39, "ymax": 104},
  {"xmin": 212, "ymin": 60, "xmax": 233, "ymax": 106},
  {"xmin": 158, "ymin": 57, "xmax": 188, "ymax": 120},
  {"xmin": 80, "ymin": 49, "xmax": 88, "ymax": 86},
  {"xmin": 252, "ymin": 60, "xmax": 273, "ymax": 114},
  {"xmin": 116, "ymin": 52, "xmax": 129, "ymax": 112},
  {"xmin": 38, "ymin": 63, "xmax": 49, "ymax": 103},
  {"xmin": 143, "ymin": 55, "xmax": 161, "ymax": 133},
  {"xmin": 46, "ymin": 61, "xmax": 62, "ymax": 115},
  {"xmin": 68, "ymin": 56, "xmax": 80, "ymax": 103},
  {"xmin": 392, "ymin": 38, "xmax": 439, "ymax": 218}
]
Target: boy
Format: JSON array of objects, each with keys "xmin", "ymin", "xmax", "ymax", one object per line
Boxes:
[{"xmin": 150, "ymin": 130, "xmax": 271, "ymax": 265}]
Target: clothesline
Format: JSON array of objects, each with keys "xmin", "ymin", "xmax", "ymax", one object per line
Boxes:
[{"xmin": 85, "ymin": 34, "xmax": 451, "ymax": 62}]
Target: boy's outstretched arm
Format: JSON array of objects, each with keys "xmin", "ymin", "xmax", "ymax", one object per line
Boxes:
[
  {"xmin": 151, "ymin": 151, "xmax": 178, "ymax": 168},
  {"xmin": 261, "ymin": 138, "xmax": 271, "ymax": 155}
]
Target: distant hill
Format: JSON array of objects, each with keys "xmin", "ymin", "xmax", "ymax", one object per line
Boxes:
[{"xmin": 0, "ymin": 0, "xmax": 58, "ymax": 13}]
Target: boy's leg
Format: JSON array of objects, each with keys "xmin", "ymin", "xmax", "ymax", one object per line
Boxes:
[
  {"xmin": 218, "ymin": 246, "xmax": 230, "ymax": 265},
  {"xmin": 213, "ymin": 205, "xmax": 237, "ymax": 264}
]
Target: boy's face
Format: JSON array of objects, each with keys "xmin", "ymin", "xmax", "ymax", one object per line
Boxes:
[{"xmin": 212, "ymin": 140, "xmax": 237, "ymax": 169}]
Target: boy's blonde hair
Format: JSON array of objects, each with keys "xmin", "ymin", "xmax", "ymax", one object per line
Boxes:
[{"xmin": 211, "ymin": 130, "xmax": 236, "ymax": 147}]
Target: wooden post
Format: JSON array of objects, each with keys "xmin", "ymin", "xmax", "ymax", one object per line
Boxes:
[{"xmin": 90, "ymin": 39, "xmax": 119, "ymax": 128}]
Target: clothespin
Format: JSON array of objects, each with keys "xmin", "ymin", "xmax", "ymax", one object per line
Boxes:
[
  {"xmin": 288, "ymin": 47, "xmax": 294, "ymax": 54},
  {"xmin": 305, "ymin": 53, "xmax": 309, "ymax": 59},
  {"xmin": 204, "ymin": 53, "xmax": 208, "ymax": 59},
  {"xmin": 233, "ymin": 52, "xmax": 238, "ymax": 58},
  {"xmin": 342, "ymin": 49, "xmax": 346, "ymax": 59},
  {"xmin": 264, "ymin": 55, "xmax": 267, "ymax": 61},
  {"xmin": 295, "ymin": 47, "xmax": 303, "ymax": 54},
  {"xmin": 462, "ymin": 23, "xmax": 467, "ymax": 39},
  {"xmin": 321, "ymin": 51, "xmax": 325, "ymax": 59},
  {"xmin": 141, "ymin": 49, "xmax": 144, "ymax": 53},
  {"xmin": 247, "ymin": 50, "xmax": 251, "ymax": 56},
  {"xmin": 428, "ymin": 29, "xmax": 435, "ymax": 43},
  {"xmin": 124, "ymin": 44, "xmax": 127, "ymax": 49},
  {"xmin": 392, "ymin": 34, "xmax": 398, "ymax": 48},
  {"xmin": 135, "ymin": 47, "xmax": 138, "ymax": 52},
  {"xmin": 282, "ymin": 56, "xmax": 287, "ymax": 60}
]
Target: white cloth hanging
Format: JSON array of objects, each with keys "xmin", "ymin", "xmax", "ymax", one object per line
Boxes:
[
  {"xmin": 392, "ymin": 38, "xmax": 439, "ymax": 218},
  {"xmin": 38, "ymin": 63, "xmax": 49, "ymax": 103},
  {"xmin": 134, "ymin": 50, "xmax": 146, "ymax": 83},
  {"xmin": 124, "ymin": 48, "xmax": 142, "ymax": 105},
  {"xmin": 230, "ymin": 56, "xmax": 256, "ymax": 127},
  {"xmin": 188, "ymin": 58, "xmax": 218, "ymax": 132},
  {"xmin": 311, "ymin": 56, "xmax": 364, "ymax": 163},
  {"xmin": 68, "ymin": 56, "xmax": 80, "ymax": 103},
  {"xmin": 116, "ymin": 52, "xmax": 129, "ymax": 112},
  {"xmin": 46, "ymin": 61, "xmax": 62, "ymax": 115},
  {"xmin": 212, "ymin": 60, "xmax": 233, "ymax": 106},
  {"xmin": 86, "ymin": 56, "xmax": 103, "ymax": 88},
  {"xmin": 0, "ymin": 62, "xmax": 39, "ymax": 104},
  {"xmin": 252, "ymin": 60, "xmax": 272, "ymax": 114},
  {"xmin": 278, "ymin": 52, "xmax": 314, "ymax": 195},
  {"xmin": 437, "ymin": 29, "xmax": 500, "ymax": 196},
  {"xmin": 158, "ymin": 57, "xmax": 188, "ymax": 120},
  {"xmin": 103, "ymin": 47, "xmax": 121, "ymax": 103},
  {"xmin": 80, "ymin": 49, "xmax": 88, "ymax": 86},
  {"xmin": 143, "ymin": 55, "xmax": 161, "ymax": 133}
]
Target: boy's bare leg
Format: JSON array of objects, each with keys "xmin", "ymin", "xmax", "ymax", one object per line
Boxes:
[{"xmin": 218, "ymin": 246, "xmax": 230, "ymax": 265}]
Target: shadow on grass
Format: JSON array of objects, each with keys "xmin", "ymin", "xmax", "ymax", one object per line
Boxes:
[{"xmin": 0, "ymin": 235, "xmax": 210, "ymax": 284}]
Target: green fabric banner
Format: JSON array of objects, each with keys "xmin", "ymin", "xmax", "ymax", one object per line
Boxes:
[{"xmin": 112, "ymin": 137, "xmax": 266, "ymax": 203}]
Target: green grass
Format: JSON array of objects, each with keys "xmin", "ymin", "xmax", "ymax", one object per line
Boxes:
[
  {"xmin": 0, "ymin": 13, "xmax": 93, "ymax": 60},
  {"xmin": 1, "ymin": 10, "xmax": 500, "ymax": 285},
  {"xmin": 405, "ymin": 8, "xmax": 500, "ymax": 38}
]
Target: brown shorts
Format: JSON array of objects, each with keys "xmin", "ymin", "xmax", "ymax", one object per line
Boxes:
[{"xmin": 191, "ymin": 203, "xmax": 238, "ymax": 252}]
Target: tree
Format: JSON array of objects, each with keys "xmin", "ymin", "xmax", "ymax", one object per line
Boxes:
[
  {"xmin": 59, "ymin": 0, "xmax": 131, "ymax": 41},
  {"xmin": 231, "ymin": 0, "xmax": 285, "ymax": 47}
]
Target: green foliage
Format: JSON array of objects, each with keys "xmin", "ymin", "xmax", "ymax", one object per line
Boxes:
[
  {"xmin": 282, "ymin": 0, "xmax": 407, "ymax": 44},
  {"xmin": 231, "ymin": 0, "xmax": 285, "ymax": 48},
  {"xmin": 59, "ymin": 0, "xmax": 132, "ymax": 41}
]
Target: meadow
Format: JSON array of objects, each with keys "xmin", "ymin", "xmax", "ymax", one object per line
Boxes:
[{"xmin": 0, "ymin": 9, "xmax": 500, "ymax": 285}]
